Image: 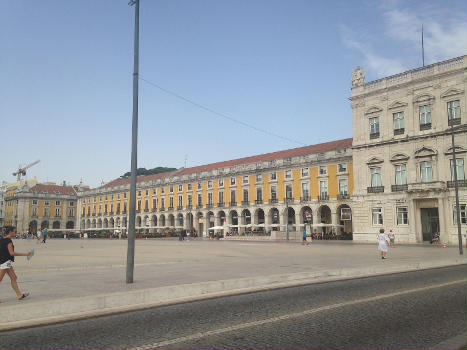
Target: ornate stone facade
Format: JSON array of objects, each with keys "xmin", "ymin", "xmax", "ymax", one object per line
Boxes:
[{"xmin": 350, "ymin": 56, "xmax": 467, "ymax": 243}]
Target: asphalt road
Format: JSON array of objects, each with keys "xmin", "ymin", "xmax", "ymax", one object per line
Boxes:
[{"xmin": 1, "ymin": 265, "xmax": 465, "ymax": 350}]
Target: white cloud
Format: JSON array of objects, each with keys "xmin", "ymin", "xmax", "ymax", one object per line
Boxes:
[
  {"xmin": 340, "ymin": 25, "xmax": 405, "ymax": 77},
  {"xmin": 341, "ymin": 1, "xmax": 467, "ymax": 79},
  {"xmin": 384, "ymin": 6, "xmax": 467, "ymax": 64}
]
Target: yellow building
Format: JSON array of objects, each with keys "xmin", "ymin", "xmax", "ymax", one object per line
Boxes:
[
  {"xmin": 78, "ymin": 138, "xmax": 354, "ymax": 240},
  {"xmin": 4, "ymin": 181, "xmax": 79, "ymax": 235}
]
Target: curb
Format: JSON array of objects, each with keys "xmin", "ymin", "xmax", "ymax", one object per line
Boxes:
[{"xmin": 0, "ymin": 259, "xmax": 465, "ymax": 331}]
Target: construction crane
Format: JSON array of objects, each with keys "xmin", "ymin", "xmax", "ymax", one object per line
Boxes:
[{"xmin": 13, "ymin": 160, "xmax": 40, "ymax": 181}]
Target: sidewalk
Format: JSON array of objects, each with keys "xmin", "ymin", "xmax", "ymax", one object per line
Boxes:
[{"xmin": 1, "ymin": 238, "xmax": 465, "ymax": 330}]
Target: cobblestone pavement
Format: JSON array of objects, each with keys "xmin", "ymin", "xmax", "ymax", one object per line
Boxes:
[{"xmin": 1, "ymin": 266, "xmax": 465, "ymax": 350}]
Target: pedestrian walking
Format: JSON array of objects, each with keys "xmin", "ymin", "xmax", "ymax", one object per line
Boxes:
[
  {"xmin": 377, "ymin": 228, "xmax": 389, "ymax": 259},
  {"xmin": 302, "ymin": 229, "xmax": 309, "ymax": 245},
  {"xmin": 42, "ymin": 228, "xmax": 48, "ymax": 243},
  {"xmin": 0, "ymin": 226, "xmax": 31, "ymax": 300},
  {"xmin": 388, "ymin": 229, "xmax": 395, "ymax": 246},
  {"xmin": 36, "ymin": 229, "xmax": 42, "ymax": 244}
]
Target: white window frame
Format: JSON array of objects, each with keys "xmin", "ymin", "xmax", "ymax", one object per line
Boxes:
[
  {"xmin": 396, "ymin": 206, "xmax": 408, "ymax": 225},
  {"xmin": 319, "ymin": 180, "xmax": 328, "ymax": 197},
  {"xmin": 420, "ymin": 161, "xmax": 433, "ymax": 183},
  {"xmin": 319, "ymin": 166, "xmax": 327, "ymax": 175},
  {"xmin": 450, "ymin": 158, "xmax": 465, "ymax": 181},
  {"xmin": 447, "ymin": 100, "xmax": 461, "ymax": 121},
  {"xmin": 256, "ymin": 187, "xmax": 262, "ymax": 201},
  {"xmin": 338, "ymin": 163, "xmax": 347, "ymax": 173},
  {"xmin": 208, "ymin": 180, "xmax": 213, "ymax": 189},
  {"xmin": 338, "ymin": 179, "xmax": 348, "ymax": 195},
  {"xmin": 370, "ymin": 167, "xmax": 382, "ymax": 187},
  {"xmin": 372, "ymin": 207, "xmax": 383, "ymax": 225},
  {"xmin": 453, "ymin": 204, "xmax": 467, "ymax": 224},
  {"xmin": 301, "ymin": 168, "xmax": 309, "ymax": 177},
  {"xmin": 419, "ymin": 105, "xmax": 431, "ymax": 125},
  {"xmin": 270, "ymin": 172, "xmax": 277, "ymax": 180},
  {"xmin": 393, "ymin": 112, "xmax": 404, "ymax": 130},
  {"xmin": 55, "ymin": 200, "xmax": 61, "ymax": 206},
  {"xmin": 231, "ymin": 177, "xmax": 236, "ymax": 185},
  {"xmin": 270, "ymin": 186, "xmax": 277, "ymax": 200},
  {"xmin": 285, "ymin": 184, "xmax": 293, "ymax": 199},
  {"xmin": 301, "ymin": 182, "xmax": 309, "ymax": 198},
  {"xmin": 285, "ymin": 170, "xmax": 292, "ymax": 179},
  {"xmin": 369, "ymin": 117, "xmax": 379, "ymax": 134},
  {"xmin": 256, "ymin": 174, "xmax": 262, "ymax": 183},
  {"xmin": 395, "ymin": 164, "xmax": 407, "ymax": 185},
  {"xmin": 218, "ymin": 179, "xmax": 224, "ymax": 187}
]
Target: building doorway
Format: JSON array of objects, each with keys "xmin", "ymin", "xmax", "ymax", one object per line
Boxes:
[{"xmin": 421, "ymin": 208, "xmax": 439, "ymax": 241}]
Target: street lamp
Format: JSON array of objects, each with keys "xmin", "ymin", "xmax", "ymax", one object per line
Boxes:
[
  {"xmin": 449, "ymin": 121, "xmax": 464, "ymax": 255},
  {"xmin": 126, "ymin": 0, "xmax": 139, "ymax": 283}
]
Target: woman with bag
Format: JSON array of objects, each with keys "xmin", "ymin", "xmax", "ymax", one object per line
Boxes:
[
  {"xmin": 377, "ymin": 228, "xmax": 389, "ymax": 259},
  {"xmin": 0, "ymin": 226, "xmax": 31, "ymax": 300}
]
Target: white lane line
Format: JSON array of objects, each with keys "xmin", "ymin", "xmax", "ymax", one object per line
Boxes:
[{"xmin": 128, "ymin": 279, "xmax": 466, "ymax": 350}]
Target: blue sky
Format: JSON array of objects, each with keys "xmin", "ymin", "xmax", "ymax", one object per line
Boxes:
[{"xmin": 1, "ymin": 0, "xmax": 466, "ymax": 188}]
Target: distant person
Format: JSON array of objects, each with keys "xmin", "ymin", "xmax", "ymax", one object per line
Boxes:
[
  {"xmin": 0, "ymin": 226, "xmax": 31, "ymax": 300},
  {"xmin": 42, "ymin": 228, "xmax": 48, "ymax": 243},
  {"xmin": 388, "ymin": 230, "xmax": 395, "ymax": 246},
  {"xmin": 377, "ymin": 228, "xmax": 389, "ymax": 259},
  {"xmin": 36, "ymin": 229, "xmax": 42, "ymax": 244},
  {"xmin": 302, "ymin": 229, "xmax": 308, "ymax": 245},
  {"xmin": 430, "ymin": 232, "xmax": 440, "ymax": 244}
]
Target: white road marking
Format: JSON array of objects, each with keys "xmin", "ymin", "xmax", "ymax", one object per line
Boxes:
[{"xmin": 128, "ymin": 279, "xmax": 466, "ymax": 350}]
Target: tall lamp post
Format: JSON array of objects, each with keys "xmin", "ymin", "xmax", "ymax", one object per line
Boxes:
[
  {"xmin": 126, "ymin": 0, "xmax": 140, "ymax": 283},
  {"xmin": 450, "ymin": 120, "xmax": 463, "ymax": 255}
]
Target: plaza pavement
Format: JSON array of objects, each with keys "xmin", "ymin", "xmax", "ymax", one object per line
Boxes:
[{"xmin": 0, "ymin": 238, "xmax": 465, "ymax": 330}]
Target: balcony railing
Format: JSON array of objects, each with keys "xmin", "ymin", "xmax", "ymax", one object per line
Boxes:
[
  {"xmin": 177, "ymin": 206, "xmax": 183, "ymax": 210},
  {"xmin": 420, "ymin": 123, "xmax": 431, "ymax": 131},
  {"xmin": 241, "ymin": 200, "xmax": 250, "ymax": 206},
  {"xmin": 168, "ymin": 206, "xmax": 174, "ymax": 211},
  {"xmin": 160, "ymin": 207, "xmax": 165, "ymax": 212},
  {"xmin": 448, "ymin": 117, "xmax": 461, "ymax": 126},
  {"xmin": 144, "ymin": 208, "xmax": 149, "ymax": 212},
  {"xmin": 337, "ymin": 193, "xmax": 349, "ymax": 200},
  {"xmin": 391, "ymin": 184, "xmax": 408, "ymax": 192},
  {"xmin": 196, "ymin": 205, "xmax": 203, "ymax": 209},
  {"xmin": 217, "ymin": 202, "xmax": 224, "ymax": 208},
  {"xmin": 229, "ymin": 201, "xmax": 237, "ymax": 206},
  {"xmin": 318, "ymin": 193, "xmax": 329, "ymax": 201},
  {"xmin": 206, "ymin": 204, "xmax": 213, "ymax": 209},
  {"xmin": 370, "ymin": 132, "xmax": 380, "ymax": 139},
  {"xmin": 394, "ymin": 128, "xmax": 404, "ymax": 135},
  {"xmin": 255, "ymin": 199, "xmax": 263, "ymax": 205},
  {"xmin": 187, "ymin": 205, "xmax": 193, "ymax": 210},
  {"xmin": 447, "ymin": 180, "xmax": 467, "ymax": 188},
  {"xmin": 300, "ymin": 196, "xmax": 310, "ymax": 202},
  {"xmin": 269, "ymin": 198, "xmax": 278, "ymax": 204},
  {"xmin": 367, "ymin": 186, "xmax": 384, "ymax": 193}
]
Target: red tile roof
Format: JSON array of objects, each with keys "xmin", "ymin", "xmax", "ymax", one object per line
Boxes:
[
  {"xmin": 30, "ymin": 184, "xmax": 77, "ymax": 195},
  {"xmin": 99, "ymin": 138, "xmax": 352, "ymax": 190},
  {"xmin": 175, "ymin": 138, "xmax": 353, "ymax": 176}
]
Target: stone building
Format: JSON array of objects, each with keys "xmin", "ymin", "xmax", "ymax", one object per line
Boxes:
[{"xmin": 350, "ymin": 56, "xmax": 467, "ymax": 244}]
